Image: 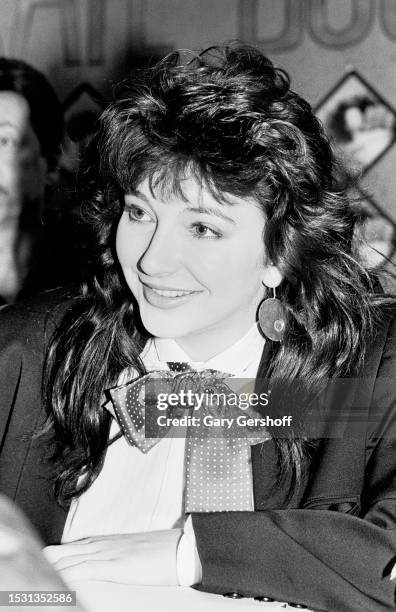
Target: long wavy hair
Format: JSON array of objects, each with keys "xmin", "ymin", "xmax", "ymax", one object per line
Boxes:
[{"xmin": 44, "ymin": 44, "xmax": 388, "ymax": 506}]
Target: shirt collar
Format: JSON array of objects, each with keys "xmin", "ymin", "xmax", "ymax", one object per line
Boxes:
[{"xmin": 144, "ymin": 324, "xmax": 265, "ymax": 378}]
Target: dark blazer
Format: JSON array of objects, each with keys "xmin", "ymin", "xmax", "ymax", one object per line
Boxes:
[{"xmin": 0, "ymin": 290, "xmax": 396, "ymax": 612}]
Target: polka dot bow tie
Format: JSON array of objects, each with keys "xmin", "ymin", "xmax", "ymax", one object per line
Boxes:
[{"xmin": 109, "ymin": 363, "xmax": 269, "ymax": 512}]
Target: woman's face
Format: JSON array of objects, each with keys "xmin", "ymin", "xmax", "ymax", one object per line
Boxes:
[{"xmin": 116, "ymin": 176, "xmax": 274, "ymax": 360}]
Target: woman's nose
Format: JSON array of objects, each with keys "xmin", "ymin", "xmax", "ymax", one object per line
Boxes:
[{"xmin": 137, "ymin": 226, "xmax": 179, "ymax": 276}]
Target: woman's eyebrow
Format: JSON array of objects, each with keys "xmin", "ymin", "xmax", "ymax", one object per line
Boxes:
[
  {"xmin": 125, "ymin": 192, "xmax": 236, "ymax": 224},
  {"xmin": 184, "ymin": 206, "xmax": 236, "ymax": 224},
  {"xmin": 125, "ymin": 190, "xmax": 150, "ymax": 203}
]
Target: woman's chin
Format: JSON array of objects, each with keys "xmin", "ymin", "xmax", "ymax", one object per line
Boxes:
[{"xmin": 139, "ymin": 316, "xmax": 189, "ymax": 341}]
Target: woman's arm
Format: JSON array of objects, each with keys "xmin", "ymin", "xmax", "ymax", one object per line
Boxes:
[
  {"xmin": 43, "ymin": 515, "xmax": 202, "ymax": 586},
  {"xmin": 43, "ymin": 530, "xmax": 183, "ymax": 585},
  {"xmin": 192, "ymin": 502, "xmax": 396, "ymax": 612},
  {"xmin": 191, "ymin": 317, "xmax": 396, "ymax": 612},
  {"xmin": 192, "ymin": 428, "xmax": 396, "ymax": 611}
]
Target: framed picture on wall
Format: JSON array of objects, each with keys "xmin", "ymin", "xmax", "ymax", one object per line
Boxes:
[
  {"xmin": 350, "ymin": 186, "xmax": 396, "ymax": 269},
  {"xmin": 60, "ymin": 83, "xmax": 106, "ymax": 175},
  {"xmin": 315, "ymin": 70, "xmax": 396, "ymax": 174}
]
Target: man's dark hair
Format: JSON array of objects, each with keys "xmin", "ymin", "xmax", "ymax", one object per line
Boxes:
[{"xmin": 0, "ymin": 58, "xmax": 63, "ymax": 170}]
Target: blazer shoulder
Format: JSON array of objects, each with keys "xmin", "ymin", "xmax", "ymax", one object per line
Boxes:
[
  {"xmin": 373, "ymin": 303, "xmax": 396, "ymax": 372},
  {"xmin": 364, "ymin": 303, "xmax": 396, "ymax": 442},
  {"xmin": 0, "ymin": 287, "xmax": 78, "ymax": 352},
  {"xmin": 359, "ymin": 302, "xmax": 396, "ymax": 377}
]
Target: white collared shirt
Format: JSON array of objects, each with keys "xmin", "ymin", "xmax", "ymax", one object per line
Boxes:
[{"xmin": 62, "ymin": 324, "xmax": 265, "ymax": 582}]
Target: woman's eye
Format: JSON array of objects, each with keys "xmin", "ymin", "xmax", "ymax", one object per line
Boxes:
[
  {"xmin": 125, "ymin": 205, "xmax": 152, "ymax": 223},
  {"xmin": 191, "ymin": 223, "xmax": 222, "ymax": 239}
]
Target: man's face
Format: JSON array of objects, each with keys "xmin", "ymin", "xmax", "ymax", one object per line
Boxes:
[{"xmin": 0, "ymin": 91, "xmax": 47, "ymax": 226}]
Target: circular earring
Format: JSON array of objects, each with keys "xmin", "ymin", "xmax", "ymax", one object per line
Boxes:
[{"xmin": 258, "ymin": 287, "xmax": 287, "ymax": 342}]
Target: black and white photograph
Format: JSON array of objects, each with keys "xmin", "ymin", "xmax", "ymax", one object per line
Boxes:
[
  {"xmin": 0, "ymin": 2, "xmax": 396, "ymax": 612},
  {"xmin": 316, "ymin": 70, "xmax": 396, "ymax": 173},
  {"xmin": 351, "ymin": 187, "xmax": 396, "ymax": 269}
]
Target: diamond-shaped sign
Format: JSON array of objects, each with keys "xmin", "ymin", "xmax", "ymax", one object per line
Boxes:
[
  {"xmin": 352, "ymin": 188, "xmax": 396, "ymax": 269},
  {"xmin": 316, "ymin": 70, "xmax": 396, "ymax": 174}
]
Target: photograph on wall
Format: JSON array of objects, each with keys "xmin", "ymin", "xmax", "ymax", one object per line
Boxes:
[
  {"xmin": 350, "ymin": 187, "xmax": 396, "ymax": 269},
  {"xmin": 316, "ymin": 70, "xmax": 396, "ymax": 174},
  {"xmin": 61, "ymin": 83, "xmax": 105, "ymax": 176}
]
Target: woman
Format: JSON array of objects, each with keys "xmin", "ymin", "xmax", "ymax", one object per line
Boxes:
[{"xmin": 0, "ymin": 45, "xmax": 395, "ymax": 612}]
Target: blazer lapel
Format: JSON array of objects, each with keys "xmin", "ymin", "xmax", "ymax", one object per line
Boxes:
[
  {"xmin": 252, "ymin": 339, "xmax": 293, "ymax": 508},
  {"xmin": 251, "ymin": 313, "xmax": 391, "ymax": 510}
]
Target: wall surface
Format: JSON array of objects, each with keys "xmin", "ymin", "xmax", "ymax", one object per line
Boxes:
[{"xmin": 0, "ymin": 0, "xmax": 395, "ymax": 232}]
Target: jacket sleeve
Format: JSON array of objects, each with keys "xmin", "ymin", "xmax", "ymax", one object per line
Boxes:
[{"xmin": 192, "ymin": 316, "xmax": 396, "ymax": 612}]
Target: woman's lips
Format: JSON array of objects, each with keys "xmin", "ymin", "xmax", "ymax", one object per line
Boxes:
[
  {"xmin": 150, "ymin": 287, "xmax": 193, "ymax": 297},
  {"xmin": 141, "ymin": 283, "xmax": 201, "ymax": 308}
]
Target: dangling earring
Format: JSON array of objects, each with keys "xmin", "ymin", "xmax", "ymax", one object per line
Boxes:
[{"xmin": 258, "ymin": 286, "xmax": 287, "ymax": 342}]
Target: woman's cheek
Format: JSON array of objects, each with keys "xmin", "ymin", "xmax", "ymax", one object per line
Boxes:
[{"xmin": 115, "ymin": 220, "xmax": 136, "ymax": 266}]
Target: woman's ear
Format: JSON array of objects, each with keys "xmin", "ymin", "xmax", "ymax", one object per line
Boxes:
[{"xmin": 262, "ymin": 263, "xmax": 283, "ymax": 288}]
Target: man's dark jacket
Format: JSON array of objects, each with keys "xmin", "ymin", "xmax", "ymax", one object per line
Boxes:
[{"xmin": 0, "ymin": 290, "xmax": 396, "ymax": 612}]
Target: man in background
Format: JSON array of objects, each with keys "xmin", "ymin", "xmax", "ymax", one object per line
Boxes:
[{"xmin": 0, "ymin": 58, "xmax": 63, "ymax": 302}]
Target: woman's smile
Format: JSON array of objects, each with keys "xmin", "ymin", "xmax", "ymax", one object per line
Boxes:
[{"xmin": 141, "ymin": 281, "xmax": 203, "ymax": 308}]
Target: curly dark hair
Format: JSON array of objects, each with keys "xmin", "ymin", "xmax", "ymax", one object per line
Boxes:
[{"xmin": 44, "ymin": 44, "xmax": 386, "ymax": 506}]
